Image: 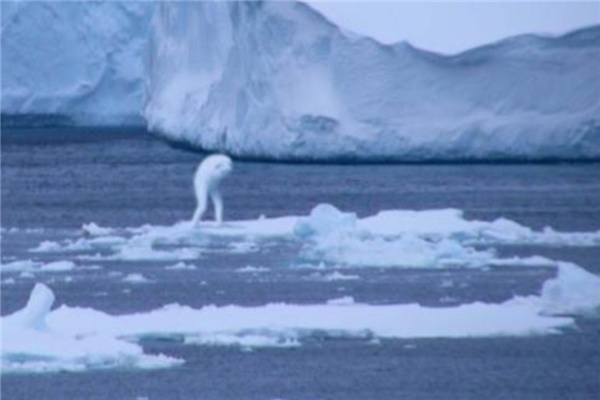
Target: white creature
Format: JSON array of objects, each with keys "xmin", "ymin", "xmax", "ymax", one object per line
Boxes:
[{"xmin": 191, "ymin": 154, "xmax": 233, "ymax": 226}]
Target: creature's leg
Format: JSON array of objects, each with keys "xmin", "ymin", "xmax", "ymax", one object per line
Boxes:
[
  {"xmin": 191, "ymin": 187, "xmax": 208, "ymax": 226},
  {"xmin": 211, "ymin": 190, "xmax": 224, "ymax": 225}
]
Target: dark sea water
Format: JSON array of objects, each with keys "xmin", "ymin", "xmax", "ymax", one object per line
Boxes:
[{"xmin": 1, "ymin": 128, "xmax": 600, "ymax": 400}]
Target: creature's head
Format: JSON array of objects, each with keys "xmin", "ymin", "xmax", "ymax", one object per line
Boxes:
[{"xmin": 201, "ymin": 154, "xmax": 233, "ymax": 182}]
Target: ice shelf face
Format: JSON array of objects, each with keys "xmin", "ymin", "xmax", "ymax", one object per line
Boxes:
[
  {"xmin": 145, "ymin": 1, "xmax": 600, "ymax": 161},
  {"xmin": 1, "ymin": 1, "xmax": 154, "ymax": 126},
  {"xmin": 3, "ymin": 1, "xmax": 599, "ymax": 161}
]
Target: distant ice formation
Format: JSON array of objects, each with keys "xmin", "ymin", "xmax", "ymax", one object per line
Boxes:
[
  {"xmin": 146, "ymin": 2, "xmax": 600, "ymax": 161},
  {"xmin": 2, "ymin": 1, "xmax": 598, "ymax": 160},
  {"xmin": 1, "ymin": 1, "xmax": 154, "ymax": 126}
]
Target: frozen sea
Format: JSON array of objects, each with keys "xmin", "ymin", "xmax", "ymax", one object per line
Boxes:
[{"xmin": 1, "ymin": 128, "xmax": 600, "ymax": 400}]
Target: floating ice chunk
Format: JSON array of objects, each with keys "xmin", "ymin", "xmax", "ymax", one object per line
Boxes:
[
  {"xmin": 295, "ymin": 205, "xmax": 496, "ymax": 268},
  {"xmin": 308, "ymin": 272, "xmax": 360, "ymax": 281},
  {"xmin": 42, "ymin": 297, "xmax": 573, "ymax": 347},
  {"xmin": 30, "ymin": 241, "xmax": 63, "ymax": 252},
  {"xmin": 292, "ymin": 204, "xmax": 600, "ymax": 268},
  {"xmin": 122, "ymin": 273, "xmax": 151, "ymax": 284},
  {"xmin": 357, "ymin": 208, "xmax": 600, "ymax": 246},
  {"xmin": 16, "ymin": 204, "xmax": 600, "ymax": 271},
  {"xmin": 2, "ymin": 284, "xmax": 181, "ymax": 374},
  {"xmin": 2, "ymin": 260, "xmax": 75, "ymax": 273},
  {"xmin": 2, "ymin": 259, "xmax": 40, "ymax": 273},
  {"xmin": 114, "ymin": 244, "xmax": 201, "ymax": 262},
  {"xmin": 540, "ymin": 262, "xmax": 600, "ymax": 318},
  {"xmin": 81, "ymin": 222, "xmax": 115, "ymax": 237},
  {"xmin": 294, "ymin": 204, "xmax": 358, "ymax": 239},
  {"xmin": 40, "ymin": 261, "xmax": 75, "ymax": 272},
  {"xmin": 30, "ymin": 236, "xmax": 127, "ymax": 253},
  {"xmin": 5, "ymin": 276, "xmax": 597, "ymax": 375},
  {"xmin": 165, "ymin": 262, "xmax": 197, "ymax": 271},
  {"xmin": 236, "ymin": 266, "xmax": 270, "ymax": 273}
]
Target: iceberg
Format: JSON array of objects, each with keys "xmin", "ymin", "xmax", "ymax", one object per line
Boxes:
[
  {"xmin": 1, "ymin": 1, "xmax": 154, "ymax": 126},
  {"xmin": 146, "ymin": 1, "xmax": 600, "ymax": 161}
]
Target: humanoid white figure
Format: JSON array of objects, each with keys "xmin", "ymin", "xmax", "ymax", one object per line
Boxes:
[{"xmin": 191, "ymin": 154, "xmax": 233, "ymax": 226}]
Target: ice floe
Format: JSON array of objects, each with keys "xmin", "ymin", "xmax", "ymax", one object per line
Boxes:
[
  {"xmin": 2, "ymin": 284, "xmax": 182, "ymax": 373},
  {"xmin": 3, "ymin": 264, "xmax": 600, "ymax": 373},
  {"xmin": 236, "ymin": 266, "xmax": 271, "ymax": 273},
  {"xmin": 2, "ymin": 260, "xmax": 76, "ymax": 274},
  {"xmin": 306, "ymin": 271, "xmax": 361, "ymax": 282},
  {"xmin": 164, "ymin": 262, "xmax": 197, "ymax": 271},
  {"xmin": 16, "ymin": 204, "xmax": 600, "ymax": 269},
  {"xmin": 122, "ymin": 273, "xmax": 152, "ymax": 284}
]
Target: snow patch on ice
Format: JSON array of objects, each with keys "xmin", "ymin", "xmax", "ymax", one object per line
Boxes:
[{"xmin": 236, "ymin": 266, "xmax": 270, "ymax": 273}]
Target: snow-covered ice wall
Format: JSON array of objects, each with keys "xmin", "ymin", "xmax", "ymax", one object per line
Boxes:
[
  {"xmin": 146, "ymin": 1, "xmax": 600, "ymax": 161},
  {"xmin": 1, "ymin": 1, "xmax": 154, "ymax": 126},
  {"xmin": 2, "ymin": 1, "xmax": 599, "ymax": 161}
]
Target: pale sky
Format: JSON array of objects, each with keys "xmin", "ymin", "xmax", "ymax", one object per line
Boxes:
[{"xmin": 304, "ymin": 1, "xmax": 600, "ymax": 54}]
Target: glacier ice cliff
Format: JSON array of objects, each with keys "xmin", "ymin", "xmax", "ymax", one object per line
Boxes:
[
  {"xmin": 1, "ymin": 1, "xmax": 154, "ymax": 126},
  {"xmin": 145, "ymin": 1, "xmax": 600, "ymax": 161},
  {"xmin": 2, "ymin": 1, "xmax": 599, "ymax": 161}
]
